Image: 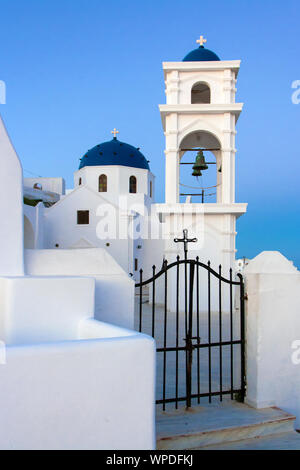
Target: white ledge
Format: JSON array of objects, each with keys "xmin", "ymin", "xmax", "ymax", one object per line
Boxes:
[
  {"xmin": 159, "ymin": 103, "xmax": 243, "ymax": 128},
  {"xmin": 162, "ymin": 60, "xmax": 241, "ymax": 74},
  {"xmin": 154, "ymin": 202, "xmax": 247, "ymax": 217}
]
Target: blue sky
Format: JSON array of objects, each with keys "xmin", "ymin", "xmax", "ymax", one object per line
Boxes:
[{"xmin": 0, "ymin": 0, "xmax": 299, "ymax": 266}]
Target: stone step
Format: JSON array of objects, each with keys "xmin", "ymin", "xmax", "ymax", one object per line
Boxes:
[
  {"xmin": 156, "ymin": 401, "xmax": 296, "ymax": 450},
  {"xmin": 199, "ymin": 431, "xmax": 300, "ymax": 450}
]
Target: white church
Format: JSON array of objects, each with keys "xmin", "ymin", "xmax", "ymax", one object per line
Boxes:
[
  {"xmin": 1, "ymin": 37, "xmax": 300, "ymax": 451},
  {"xmin": 23, "ymin": 35, "xmax": 246, "ymax": 281}
]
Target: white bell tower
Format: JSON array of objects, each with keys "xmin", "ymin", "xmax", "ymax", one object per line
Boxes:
[{"xmin": 157, "ymin": 36, "xmax": 247, "ymax": 272}]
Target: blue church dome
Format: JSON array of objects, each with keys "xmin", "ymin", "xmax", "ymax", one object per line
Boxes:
[
  {"xmin": 183, "ymin": 45, "xmax": 220, "ymax": 62},
  {"xmin": 79, "ymin": 137, "xmax": 150, "ymax": 171}
]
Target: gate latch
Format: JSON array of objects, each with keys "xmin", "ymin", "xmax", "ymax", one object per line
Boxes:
[
  {"xmin": 191, "ymin": 336, "xmax": 201, "ymax": 345},
  {"xmin": 183, "ymin": 336, "xmax": 201, "ymax": 349}
]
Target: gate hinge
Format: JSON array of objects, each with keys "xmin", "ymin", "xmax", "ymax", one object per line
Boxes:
[{"xmin": 243, "ymin": 293, "xmax": 248, "ymax": 301}]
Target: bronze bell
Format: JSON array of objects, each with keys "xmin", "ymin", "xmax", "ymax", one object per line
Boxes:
[
  {"xmin": 192, "ymin": 150, "xmax": 208, "ymax": 177},
  {"xmin": 192, "ymin": 166, "xmax": 202, "ymax": 177}
]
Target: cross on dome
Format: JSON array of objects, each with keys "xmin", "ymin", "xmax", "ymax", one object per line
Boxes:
[
  {"xmin": 196, "ymin": 35, "xmax": 207, "ymax": 47},
  {"xmin": 111, "ymin": 128, "xmax": 119, "ymax": 138}
]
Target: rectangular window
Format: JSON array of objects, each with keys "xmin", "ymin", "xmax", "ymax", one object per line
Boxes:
[
  {"xmin": 77, "ymin": 210, "xmax": 89, "ymax": 225},
  {"xmin": 134, "ymin": 258, "xmax": 138, "ymax": 271}
]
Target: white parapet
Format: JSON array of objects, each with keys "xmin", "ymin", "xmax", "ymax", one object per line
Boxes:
[
  {"xmin": 0, "ymin": 275, "xmax": 155, "ymax": 449},
  {"xmin": 0, "ymin": 115, "xmax": 24, "ymax": 276},
  {"xmin": 24, "ymin": 248, "xmax": 135, "ymax": 329},
  {"xmin": 244, "ymin": 251, "xmax": 300, "ymax": 427},
  {"xmin": 0, "ymin": 276, "xmax": 95, "ymax": 345},
  {"xmin": 0, "ymin": 320, "xmax": 155, "ymax": 450}
]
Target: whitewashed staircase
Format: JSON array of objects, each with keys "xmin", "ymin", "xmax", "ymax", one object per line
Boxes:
[{"xmin": 156, "ymin": 401, "xmax": 300, "ymax": 450}]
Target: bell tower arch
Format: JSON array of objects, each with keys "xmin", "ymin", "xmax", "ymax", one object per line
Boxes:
[
  {"xmin": 160, "ymin": 36, "xmax": 243, "ymax": 205},
  {"xmin": 179, "ymin": 130, "xmax": 222, "ymax": 203}
]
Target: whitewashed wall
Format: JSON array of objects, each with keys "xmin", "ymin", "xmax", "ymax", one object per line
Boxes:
[
  {"xmin": 0, "ymin": 116, "xmax": 24, "ymax": 275},
  {"xmin": 24, "ymin": 177, "xmax": 65, "ymax": 195},
  {"xmin": 73, "ymin": 165, "xmax": 154, "ymax": 204},
  {"xmin": 0, "ymin": 320, "xmax": 156, "ymax": 449},
  {"xmin": 43, "ymin": 187, "xmax": 131, "ymax": 269},
  {"xmin": 163, "ymin": 62, "xmax": 238, "ymax": 106},
  {"xmin": 244, "ymin": 251, "xmax": 300, "ymax": 427},
  {"xmin": 0, "ymin": 276, "xmax": 95, "ymax": 345},
  {"xmin": 24, "ymin": 248, "xmax": 135, "ymax": 329}
]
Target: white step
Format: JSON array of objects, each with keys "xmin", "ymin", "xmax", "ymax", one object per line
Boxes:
[
  {"xmin": 200, "ymin": 431, "xmax": 300, "ymax": 450},
  {"xmin": 156, "ymin": 401, "xmax": 296, "ymax": 450}
]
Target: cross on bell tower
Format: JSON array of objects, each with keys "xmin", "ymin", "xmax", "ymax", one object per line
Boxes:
[{"xmin": 111, "ymin": 128, "xmax": 119, "ymax": 139}]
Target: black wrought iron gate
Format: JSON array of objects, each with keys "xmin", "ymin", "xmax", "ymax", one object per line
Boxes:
[{"xmin": 135, "ymin": 232, "xmax": 246, "ymax": 410}]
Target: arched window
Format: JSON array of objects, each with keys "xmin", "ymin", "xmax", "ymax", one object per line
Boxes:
[
  {"xmin": 150, "ymin": 181, "xmax": 153, "ymax": 198},
  {"xmin": 99, "ymin": 174, "xmax": 107, "ymax": 192},
  {"xmin": 79, "ymin": 177, "xmax": 82, "ymax": 185},
  {"xmin": 129, "ymin": 176, "xmax": 137, "ymax": 194},
  {"xmin": 33, "ymin": 183, "xmax": 42, "ymax": 190},
  {"xmin": 191, "ymin": 82, "xmax": 211, "ymax": 104}
]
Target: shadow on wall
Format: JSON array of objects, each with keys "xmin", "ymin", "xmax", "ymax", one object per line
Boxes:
[{"xmin": 24, "ymin": 216, "xmax": 34, "ymax": 249}]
